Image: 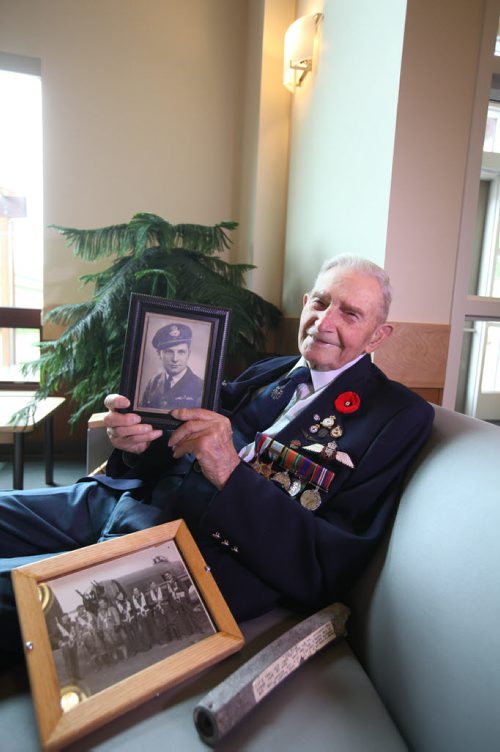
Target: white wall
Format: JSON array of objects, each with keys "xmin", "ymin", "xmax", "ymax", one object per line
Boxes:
[
  {"xmin": 282, "ymin": 0, "xmax": 407, "ymax": 315},
  {"xmin": 1, "ymin": 0, "xmax": 493, "ymax": 344},
  {"xmin": 385, "ymin": 0, "xmax": 487, "ymax": 324}
]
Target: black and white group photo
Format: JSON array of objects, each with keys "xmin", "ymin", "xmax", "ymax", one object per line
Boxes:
[{"xmin": 43, "ymin": 541, "xmax": 215, "ymax": 698}]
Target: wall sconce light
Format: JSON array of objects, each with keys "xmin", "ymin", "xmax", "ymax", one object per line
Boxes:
[{"xmin": 283, "ymin": 12, "xmax": 323, "ymax": 92}]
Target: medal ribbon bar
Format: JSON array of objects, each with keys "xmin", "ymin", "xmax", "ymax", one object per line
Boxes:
[{"xmin": 254, "ymin": 433, "xmax": 335, "ymax": 493}]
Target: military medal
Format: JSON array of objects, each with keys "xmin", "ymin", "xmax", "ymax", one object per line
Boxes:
[
  {"xmin": 272, "ymin": 471, "xmax": 291, "ymax": 490},
  {"xmin": 252, "ymin": 433, "xmax": 336, "ymax": 511},
  {"xmin": 288, "ymin": 478, "xmax": 304, "ymax": 496},
  {"xmin": 300, "ymin": 489, "xmax": 322, "ymax": 510},
  {"xmin": 271, "ymin": 384, "xmax": 285, "ymax": 400},
  {"xmin": 259, "ymin": 461, "xmax": 273, "ymax": 479},
  {"xmin": 250, "ymin": 456, "xmax": 273, "ymax": 478}
]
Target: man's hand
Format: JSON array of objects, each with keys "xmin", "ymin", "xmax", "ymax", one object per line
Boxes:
[
  {"xmin": 168, "ymin": 408, "xmax": 240, "ymax": 490},
  {"xmin": 103, "ymin": 394, "xmax": 163, "ymax": 454}
]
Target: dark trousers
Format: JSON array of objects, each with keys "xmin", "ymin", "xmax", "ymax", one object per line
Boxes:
[{"xmin": 0, "ymin": 480, "xmax": 167, "ymax": 658}]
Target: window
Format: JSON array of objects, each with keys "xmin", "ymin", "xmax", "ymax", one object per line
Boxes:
[
  {"xmin": 0, "ymin": 55, "xmax": 43, "ymax": 383},
  {"xmin": 456, "ymin": 101, "xmax": 500, "ymax": 420}
]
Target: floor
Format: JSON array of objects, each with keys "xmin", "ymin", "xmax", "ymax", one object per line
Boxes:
[{"xmin": 0, "ymin": 456, "xmax": 86, "ymax": 491}]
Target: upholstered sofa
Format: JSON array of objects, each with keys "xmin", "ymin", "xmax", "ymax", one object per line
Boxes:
[{"xmin": 1, "ymin": 404, "xmax": 499, "ymax": 750}]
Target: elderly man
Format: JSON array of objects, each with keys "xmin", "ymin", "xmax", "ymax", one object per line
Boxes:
[
  {"xmin": 0, "ymin": 255, "xmax": 433, "ymax": 658},
  {"xmin": 140, "ymin": 322, "xmax": 204, "ymax": 410}
]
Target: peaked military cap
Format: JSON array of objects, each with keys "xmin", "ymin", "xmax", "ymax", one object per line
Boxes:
[{"xmin": 152, "ymin": 323, "xmax": 192, "ymax": 351}]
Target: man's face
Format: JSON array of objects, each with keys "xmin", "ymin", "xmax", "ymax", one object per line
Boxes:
[
  {"xmin": 159, "ymin": 342, "xmax": 190, "ymax": 376},
  {"xmin": 298, "ymin": 267, "xmax": 392, "ymax": 371}
]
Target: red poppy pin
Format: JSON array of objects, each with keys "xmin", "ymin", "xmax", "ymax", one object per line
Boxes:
[{"xmin": 334, "ymin": 391, "xmax": 361, "ymax": 414}]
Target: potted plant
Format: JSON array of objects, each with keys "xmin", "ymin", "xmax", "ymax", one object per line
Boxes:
[{"xmin": 23, "ymin": 213, "xmax": 281, "ymax": 425}]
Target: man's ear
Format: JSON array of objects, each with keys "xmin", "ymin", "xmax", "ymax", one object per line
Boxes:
[{"xmin": 365, "ymin": 323, "xmax": 393, "ymax": 353}]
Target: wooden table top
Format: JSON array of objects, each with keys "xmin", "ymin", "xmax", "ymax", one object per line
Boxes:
[{"xmin": 0, "ymin": 391, "xmax": 65, "ymax": 433}]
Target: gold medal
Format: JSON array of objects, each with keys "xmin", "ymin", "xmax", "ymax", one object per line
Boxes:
[
  {"xmin": 250, "ymin": 457, "xmax": 262, "ymax": 473},
  {"xmin": 330, "ymin": 425, "xmax": 343, "ymax": 438},
  {"xmin": 300, "ymin": 488, "xmax": 322, "ymax": 510},
  {"xmin": 260, "ymin": 461, "xmax": 274, "ymax": 479},
  {"xmin": 250, "ymin": 457, "xmax": 274, "ymax": 478}
]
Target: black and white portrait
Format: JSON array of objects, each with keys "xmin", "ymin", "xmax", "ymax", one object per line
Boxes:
[{"xmin": 135, "ymin": 312, "xmax": 212, "ymax": 413}]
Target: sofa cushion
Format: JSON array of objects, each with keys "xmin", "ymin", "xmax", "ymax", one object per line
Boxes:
[{"xmin": 0, "ymin": 608, "xmax": 406, "ymax": 751}]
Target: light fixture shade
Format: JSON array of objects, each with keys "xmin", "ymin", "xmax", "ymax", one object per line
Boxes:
[{"xmin": 283, "ymin": 13, "xmax": 323, "ymax": 92}]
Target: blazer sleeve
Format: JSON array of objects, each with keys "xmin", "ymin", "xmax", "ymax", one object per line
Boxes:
[{"xmin": 197, "ymin": 398, "xmax": 434, "ymax": 612}]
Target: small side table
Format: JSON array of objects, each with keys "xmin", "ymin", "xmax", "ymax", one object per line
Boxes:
[{"xmin": 0, "ymin": 391, "xmax": 66, "ymax": 490}]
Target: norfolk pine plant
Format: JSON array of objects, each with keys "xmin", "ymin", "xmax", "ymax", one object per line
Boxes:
[{"xmin": 22, "ymin": 213, "xmax": 281, "ymax": 425}]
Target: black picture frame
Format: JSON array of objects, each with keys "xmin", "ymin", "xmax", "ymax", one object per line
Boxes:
[{"xmin": 119, "ymin": 294, "xmax": 231, "ymax": 429}]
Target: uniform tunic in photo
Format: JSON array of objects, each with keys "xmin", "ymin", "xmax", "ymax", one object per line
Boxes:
[{"xmin": 140, "ymin": 367, "xmax": 203, "ymax": 410}]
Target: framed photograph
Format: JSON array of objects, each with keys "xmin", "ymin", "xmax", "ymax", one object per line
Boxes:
[
  {"xmin": 119, "ymin": 293, "xmax": 231, "ymax": 429},
  {"xmin": 12, "ymin": 520, "xmax": 244, "ymax": 751}
]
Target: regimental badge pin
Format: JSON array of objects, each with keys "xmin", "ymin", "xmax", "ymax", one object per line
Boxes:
[
  {"xmin": 321, "ymin": 416, "xmax": 336, "ymax": 428},
  {"xmin": 271, "ymin": 385, "xmax": 285, "ymax": 400},
  {"xmin": 303, "ymin": 441, "xmax": 355, "ymax": 469}
]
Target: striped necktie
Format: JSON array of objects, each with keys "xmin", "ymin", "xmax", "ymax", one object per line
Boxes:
[{"xmin": 231, "ymin": 366, "xmax": 311, "ymax": 449}]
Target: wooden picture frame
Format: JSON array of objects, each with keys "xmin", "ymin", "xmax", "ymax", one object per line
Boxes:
[
  {"xmin": 119, "ymin": 293, "xmax": 231, "ymax": 429},
  {"xmin": 12, "ymin": 520, "xmax": 244, "ymax": 751}
]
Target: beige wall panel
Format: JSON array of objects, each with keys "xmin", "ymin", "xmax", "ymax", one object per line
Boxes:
[{"xmin": 0, "ymin": 0, "xmax": 250, "ymax": 310}]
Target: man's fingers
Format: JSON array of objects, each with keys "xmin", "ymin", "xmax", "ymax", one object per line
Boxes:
[
  {"xmin": 169, "ymin": 407, "xmax": 216, "ymax": 423},
  {"xmin": 168, "ymin": 415, "xmax": 232, "ymax": 448},
  {"xmin": 104, "ymin": 394, "xmax": 131, "ymax": 411}
]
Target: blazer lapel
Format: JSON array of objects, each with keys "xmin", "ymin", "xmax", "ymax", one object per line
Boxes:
[
  {"xmin": 221, "ymin": 356, "xmax": 299, "ymax": 414},
  {"xmin": 274, "ymin": 355, "xmax": 375, "ymax": 451}
]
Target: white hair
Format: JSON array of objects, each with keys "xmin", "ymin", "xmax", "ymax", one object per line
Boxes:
[{"xmin": 314, "ymin": 254, "xmax": 392, "ymax": 322}]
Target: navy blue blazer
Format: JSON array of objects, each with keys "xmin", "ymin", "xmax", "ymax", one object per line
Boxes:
[{"xmin": 102, "ymin": 355, "xmax": 434, "ymax": 620}]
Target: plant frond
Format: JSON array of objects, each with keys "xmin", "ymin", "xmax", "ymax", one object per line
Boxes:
[
  {"xmin": 29, "ymin": 214, "xmax": 281, "ymax": 424},
  {"xmin": 50, "ymin": 223, "xmax": 135, "ymax": 261}
]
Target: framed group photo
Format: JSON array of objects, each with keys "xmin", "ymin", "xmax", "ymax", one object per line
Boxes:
[
  {"xmin": 119, "ymin": 293, "xmax": 231, "ymax": 429},
  {"xmin": 12, "ymin": 521, "xmax": 244, "ymax": 751}
]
